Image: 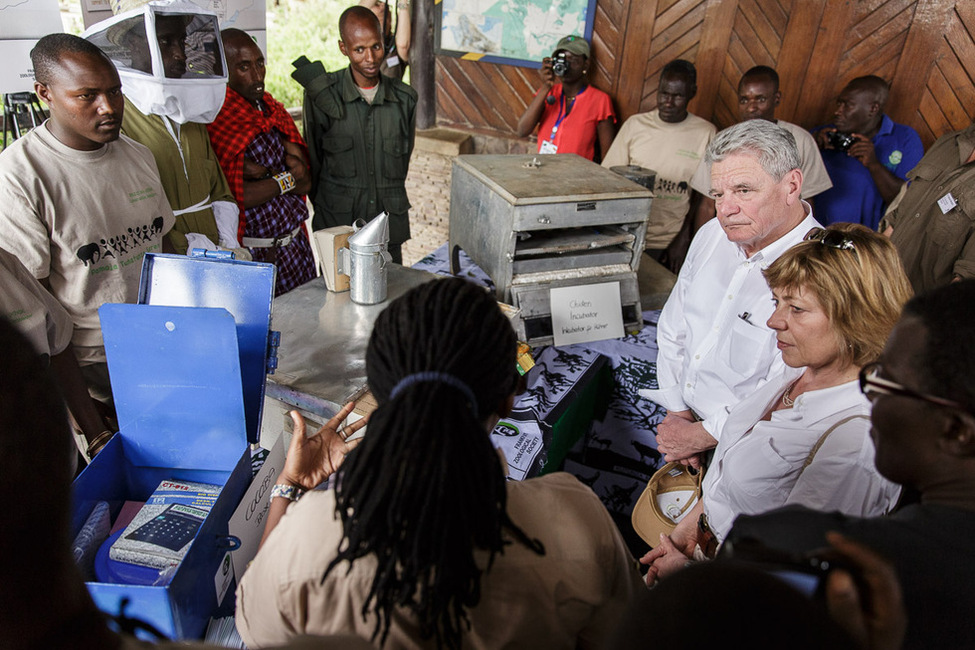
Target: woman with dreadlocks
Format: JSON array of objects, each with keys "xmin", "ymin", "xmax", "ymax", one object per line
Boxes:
[{"xmin": 236, "ymin": 278, "xmax": 642, "ymax": 649}]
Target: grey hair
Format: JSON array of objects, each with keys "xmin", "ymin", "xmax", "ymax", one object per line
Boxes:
[{"xmin": 704, "ymin": 119, "xmax": 800, "ymax": 181}]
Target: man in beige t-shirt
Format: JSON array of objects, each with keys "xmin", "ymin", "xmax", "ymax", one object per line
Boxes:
[
  {"xmin": 602, "ymin": 59, "xmax": 716, "ymax": 260},
  {"xmin": 689, "ymin": 66, "xmax": 832, "ymax": 228},
  {"xmin": 0, "ymin": 34, "xmax": 174, "ymax": 405}
]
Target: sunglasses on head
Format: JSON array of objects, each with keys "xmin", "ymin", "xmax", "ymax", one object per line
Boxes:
[{"xmin": 803, "ymin": 227, "xmax": 857, "ymax": 251}]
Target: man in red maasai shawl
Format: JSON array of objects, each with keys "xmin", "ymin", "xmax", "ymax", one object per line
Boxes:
[{"xmin": 208, "ymin": 28, "xmax": 316, "ymax": 296}]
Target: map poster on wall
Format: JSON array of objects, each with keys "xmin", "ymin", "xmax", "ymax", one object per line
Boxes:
[{"xmin": 436, "ymin": 0, "xmax": 597, "ymax": 69}]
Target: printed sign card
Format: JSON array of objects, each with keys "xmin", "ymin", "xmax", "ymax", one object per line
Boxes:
[
  {"xmin": 228, "ymin": 435, "xmax": 286, "ymax": 580},
  {"xmin": 550, "ymin": 281, "xmax": 624, "ymax": 346}
]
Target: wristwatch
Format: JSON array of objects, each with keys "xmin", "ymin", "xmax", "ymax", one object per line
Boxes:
[{"xmin": 270, "ymin": 483, "xmax": 305, "ymax": 502}]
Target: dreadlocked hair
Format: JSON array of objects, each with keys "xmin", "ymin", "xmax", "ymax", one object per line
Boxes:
[{"xmin": 324, "ymin": 278, "xmax": 545, "ymax": 649}]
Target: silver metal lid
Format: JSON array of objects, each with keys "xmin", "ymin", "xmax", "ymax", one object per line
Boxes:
[{"xmin": 348, "ymin": 211, "xmax": 390, "ymax": 253}]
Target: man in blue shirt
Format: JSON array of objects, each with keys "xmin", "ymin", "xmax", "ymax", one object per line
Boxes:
[{"xmin": 813, "ymin": 76, "xmax": 923, "ymax": 230}]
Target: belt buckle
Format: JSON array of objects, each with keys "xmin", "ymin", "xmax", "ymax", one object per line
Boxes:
[{"xmin": 272, "ymin": 233, "xmax": 287, "ymax": 248}]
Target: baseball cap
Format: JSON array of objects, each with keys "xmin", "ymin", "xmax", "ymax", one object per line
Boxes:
[
  {"xmin": 631, "ymin": 461, "xmax": 702, "ymax": 546},
  {"xmin": 553, "ymin": 35, "xmax": 590, "ymax": 59}
]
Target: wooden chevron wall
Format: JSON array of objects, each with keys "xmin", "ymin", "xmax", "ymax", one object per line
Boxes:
[{"xmin": 434, "ymin": 0, "xmax": 975, "ymax": 149}]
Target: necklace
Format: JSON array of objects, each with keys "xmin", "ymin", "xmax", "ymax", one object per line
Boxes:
[{"xmin": 781, "ymin": 380, "xmax": 800, "ymax": 406}]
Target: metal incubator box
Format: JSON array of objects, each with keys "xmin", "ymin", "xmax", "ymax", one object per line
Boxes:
[
  {"xmin": 71, "ymin": 252, "xmax": 277, "ymax": 640},
  {"xmin": 447, "ymin": 154, "xmax": 652, "ymax": 346}
]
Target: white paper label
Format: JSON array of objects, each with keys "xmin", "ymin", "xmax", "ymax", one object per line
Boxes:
[
  {"xmin": 539, "ymin": 139, "xmax": 558, "ymax": 154},
  {"xmin": 550, "ymin": 281, "xmax": 625, "ymax": 346},
  {"xmin": 938, "ymin": 192, "xmax": 958, "ymax": 214}
]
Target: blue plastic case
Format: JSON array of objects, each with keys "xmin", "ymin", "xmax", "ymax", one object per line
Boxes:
[{"xmin": 71, "ymin": 252, "xmax": 276, "ymax": 639}]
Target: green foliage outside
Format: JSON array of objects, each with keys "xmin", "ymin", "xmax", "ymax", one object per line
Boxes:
[{"xmin": 266, "ymin": 0, "xmax": 351, "ymax": 110}]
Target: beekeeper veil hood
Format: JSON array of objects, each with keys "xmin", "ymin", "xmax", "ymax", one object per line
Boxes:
[{"xmin": 83, "ymin": 0, "xmax": 227, "ymax": 124}]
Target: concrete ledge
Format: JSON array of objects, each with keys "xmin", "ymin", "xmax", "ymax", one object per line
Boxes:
[{"xmin": 415, "ymin": 127, "xmax": 474, "ymax": 156}]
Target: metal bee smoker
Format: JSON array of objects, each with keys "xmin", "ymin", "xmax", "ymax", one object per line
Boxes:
[{"xmin": 337, "ymin": 212, "xmax": 392, "ymax": 305}]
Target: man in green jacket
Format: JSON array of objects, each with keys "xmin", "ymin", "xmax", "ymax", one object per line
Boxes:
[{"xmin": 293, "ymin": 5, "xmax": 417, "ymax": 263}]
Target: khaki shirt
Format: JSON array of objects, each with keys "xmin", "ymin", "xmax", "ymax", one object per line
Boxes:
[
  {"xmin": 237, "ymin": 472, "xmax": 642, "ymax": 649},
  {"xmin": 883, "ymin": 122, "xmax": 975, "ymax": 293},
  {"xmin": 602, "ymin": 109, "xmax": 716, "ymax": 249}
]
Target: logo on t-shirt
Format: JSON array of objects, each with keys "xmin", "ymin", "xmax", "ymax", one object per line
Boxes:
[
  {"xmin": 76, "ymin": 215, "xmax": 166, "ymax": 271},
  {"xmin": 656, "ymin": 178, "xmax": 689, "ymax": 197},
  {"xmin": 888, "ymin": 150, "xmax": 903, "ymax": 166}
]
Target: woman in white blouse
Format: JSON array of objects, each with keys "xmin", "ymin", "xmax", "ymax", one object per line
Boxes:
[{"xmin": 642, "ymin": 223, "xmax": 913, "ymax": 583}]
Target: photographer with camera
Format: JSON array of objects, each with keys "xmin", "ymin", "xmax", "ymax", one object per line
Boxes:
[
  {"xmin": 813, "ymin": 76, "xmax": 923, "ymax": 230},
  {"xmin": 516, "ymin": 35, "xmax": 615, "ymax": 162}
]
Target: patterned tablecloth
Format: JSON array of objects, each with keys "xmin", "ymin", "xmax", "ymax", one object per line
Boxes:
[{"xmin": 413, "ymin": 246, "xmax": 667, "ymax": 546}]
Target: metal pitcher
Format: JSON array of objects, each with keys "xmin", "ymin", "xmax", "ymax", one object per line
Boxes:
[{"xmin": 337, "ymin": 211, "xmax": 392, "ymax": 305}]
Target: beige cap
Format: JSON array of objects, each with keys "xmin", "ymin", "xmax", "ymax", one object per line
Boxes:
[{"xmin": 631, "ymin": 461, "xmax": 702, "ymax": 547}]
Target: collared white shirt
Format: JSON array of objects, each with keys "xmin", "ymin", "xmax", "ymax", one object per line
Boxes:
[
  {"xmin": 641, "ymin": 207, "xmax": 820, "ymax": 438},
  {"xmin": 703, "ymin": 373, "xmax": 901, "ymax": 540}
]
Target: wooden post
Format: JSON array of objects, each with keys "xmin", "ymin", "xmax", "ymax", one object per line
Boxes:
[{"xmin": 413, "ymin": 0, "xmax": 436, "ymax": 129}]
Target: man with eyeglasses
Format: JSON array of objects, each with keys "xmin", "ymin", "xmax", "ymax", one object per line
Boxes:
[
  {"xmin": 723, "ymin": 280, "xmax": 975, "ymax": 650},
  {"xmin": 641, "ymin": 119, "xmax": 821, "ymax": 469}
]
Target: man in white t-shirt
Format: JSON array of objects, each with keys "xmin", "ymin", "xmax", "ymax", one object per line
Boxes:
[
  {"xmin": 602, "ymin": 59, "xmax": 716, "ymax": 261},
  {"xmin": 0, "ymin": 34, "xmax": 174, "ymax": 406},
  {"xmin": 640, "ymin": 119, "xmax": 821, "ymax": 468},
  {"xmin": 688, "ymin": 66, "xmax": 832, "ymax": 230}
]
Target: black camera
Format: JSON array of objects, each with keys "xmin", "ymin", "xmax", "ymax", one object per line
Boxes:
[
  {"xmin": 552, "ymin": 51, "xmax": 569, "ymax": 77},
  {"xmin": 827, "ymin": 131, "xmax": 857, "ymax": 153}
]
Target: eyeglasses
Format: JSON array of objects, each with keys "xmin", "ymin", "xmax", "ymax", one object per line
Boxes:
[
  {"xmin": 859, "ymin": 362, "xmax": 970, "ymax": 413},
  {"xmin": 804, "ymin": 227, "xmax": 857, "ymax": 251}
]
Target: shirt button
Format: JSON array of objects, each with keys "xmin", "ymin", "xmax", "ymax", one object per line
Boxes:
[
  {"xmin": 686, "ymin": 383, "xmax": 692, "ymax": 388},
  {"xmin": 695, "ymin": 354, "xmax": 700, "ymax": 360},
  {"xmin": 727, "ymin": 295, "xmax": 733, "ymax": 300}
]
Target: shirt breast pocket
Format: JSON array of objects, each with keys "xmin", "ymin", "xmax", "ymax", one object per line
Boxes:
[
  {"xmin": 727, "ymin": 436, "xmax": 796, "ymax": 500},
  {"xmin": 382, "ymin": 139, "xmax": 410, "ymax": 180},
  {"xmin": 726, "ymin": 318, "xmax": 772, "ymax": 378},
  {"xmin": 930, "ymin": 186, "xmax": 975, "ymax": 252},
  {"xmin": 321, "ymin": 135, "xmax": 356, "ymax": 178}
]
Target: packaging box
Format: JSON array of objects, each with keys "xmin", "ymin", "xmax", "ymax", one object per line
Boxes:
[{"xmin": 72, "ymin": 253, "xmax": 275, "ymax": 640}]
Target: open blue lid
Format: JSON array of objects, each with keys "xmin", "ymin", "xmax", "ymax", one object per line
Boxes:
[
  {"xmin": 137, "ymin": 252, "xmax": 275, "ymax": 445},
  {"xmin": 99, "ymin": 304, "xmax": 247, "ymax": 471}
]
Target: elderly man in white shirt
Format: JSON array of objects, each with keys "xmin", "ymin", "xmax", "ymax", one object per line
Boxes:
[{"xmin": 641, "ymin": 119, "xmax": 821, "ymax": 468}]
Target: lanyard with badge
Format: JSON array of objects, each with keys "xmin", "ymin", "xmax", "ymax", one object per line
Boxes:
[{"xmin": 540, "ymin": 85, "xmax": 587, "ymax": 154}]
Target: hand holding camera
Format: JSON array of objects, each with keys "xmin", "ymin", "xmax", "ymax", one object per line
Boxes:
[{"xmin": 538, "ymin": 57, "xmax": 556, "ymax": 88}]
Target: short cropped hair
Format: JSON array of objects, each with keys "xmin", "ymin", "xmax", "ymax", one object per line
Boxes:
[
  {"xmin": 704, "ymin": 119, "xmax": 800, "ymax": 181},
  {"xmin": 740, "ymin": 65, "xmax": 779, "ymax": 92},
  {"xmin": 661, "ymin": 59, "xmax": 696, "ymax": 87},
  {"xmin": 763, "ymin": 223, "xmax": 913, "ymax": 368},
  {"xmin": 31, "ymin": 33, "xmax": 111, "ymax": 86},
  {"xmin": 903, "ymin": 280, "xmax": 975, "ymax": 412},
  {"xmin": 339, "ymin": 5, "xmax": 382, "ymax": 41},
  {"xmin": 846, "ymin": 75, "xmax": 889, "ymax": 108}
]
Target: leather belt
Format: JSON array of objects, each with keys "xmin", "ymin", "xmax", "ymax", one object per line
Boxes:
[{"xmin": 241, "ymin": 226, "xmax": 302, "ymax": 249}]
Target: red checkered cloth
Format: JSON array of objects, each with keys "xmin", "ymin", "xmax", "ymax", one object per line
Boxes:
[{"xmin": 207, "ymin": 87, "xmax": 309, "ymax": 242}]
